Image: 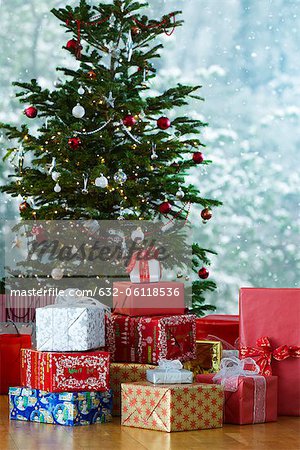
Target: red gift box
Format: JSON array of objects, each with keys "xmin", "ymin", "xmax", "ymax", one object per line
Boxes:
[
  {"xmin": 106, "ymin": 314, "xmax": 196, "ymax": 364},
  {"xmin": 196, "ymin": 314, "xmax": 239, "ymax": 346},
  {"xmin": 21, "ymin": 349, "xmax": 110, "ymax": 392},
  {"xmin": 113, "ymin": 281, "xmax": 185, "ymax": 316},
  {"xmin": 0, "ymin": 334, "xmax": 31, "ymax": 394},
  {"xmin": 239, "ymin": 288, "xmax": 300, "ymax": 416},
  {"xmin": 196, "ymin": 373, "xmax": 277, "ymax": 424},
  {"xmin": 106, "ymin": 314, "xmax": 140, "ymax": 362}
]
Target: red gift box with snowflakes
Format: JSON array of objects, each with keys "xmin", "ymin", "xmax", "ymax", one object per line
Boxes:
[
  {"xmin": 121, "ymin": 381, "xmax": 224, "ymax": 432},
  {"xmin": 20, "ymin": 349, "xmax": 110, "ymax": 392},
  {"xmin": 106, "ymin": 314, "xmax": 196, "ymax": 364}
]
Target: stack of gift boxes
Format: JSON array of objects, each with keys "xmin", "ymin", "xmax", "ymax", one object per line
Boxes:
[
  {"xmin": 108, "ymin": 278, "xmax": 225, "ymax": 432},
  {"xmin": 9, "ymin": 292, "xmax": 113, "ymax": 426},
  {"xmin": 7, "ymin": 279, "xmax": 300, "ymax": 430}
]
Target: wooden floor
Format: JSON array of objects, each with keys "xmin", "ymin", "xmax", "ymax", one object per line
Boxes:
[{"xmin": 1, "ymin": 396, "xmax": 299, "ymax": 450}]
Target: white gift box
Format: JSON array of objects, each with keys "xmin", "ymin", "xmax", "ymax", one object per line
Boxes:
[
  {"xmin": 146, "ymin": 359, "xmax": 193, "ymax": 384},
  {"xmin": 129, "ymin": 259, "xmax": 161, "ymax": 283},
  {"xmin": 36, "ymin": 289, "xmax": 107, "ymax": 352}
]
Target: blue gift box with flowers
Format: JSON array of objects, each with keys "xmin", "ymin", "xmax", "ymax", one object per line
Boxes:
[{"xmin": 9, "ymin": 387, "xmax": 113, "ymax": 426}]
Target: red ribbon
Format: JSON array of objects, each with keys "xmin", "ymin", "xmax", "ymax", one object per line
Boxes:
[
  {"xmin": 240, "ymin": 336, "xmax": 300, "ymax": 375},
  {"xmin": 66, "ymin": 12, "xmax": 177, "ymax": 59},
  {"xmin": 126, "ymin": 247, "xmax": 160, "ymax": 282}
]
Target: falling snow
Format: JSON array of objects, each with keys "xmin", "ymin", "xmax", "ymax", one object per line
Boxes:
[{"xmin": 0, "ymin": 0, "xmax": 299, "ymax": 312}]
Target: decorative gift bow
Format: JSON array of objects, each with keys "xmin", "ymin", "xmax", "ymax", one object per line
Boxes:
[
  {"xmin": 56, "ymin": 288, "xmax": 111, "ymax": 315},
  {"xmin": 158, "ymin": 359, "xmax": 183, "ymax": 371},
  {"xmin": 213, "ymin": 356, "xmax": 260, "ymax": 392},
  {"xmin": 157, "ymin": 359, "xmax": 183, "ymax": 384},
  {"xmin": 240, "ymin": 336, "xmax": 300, "ymax": 376},
  {"xmin": 126, "ymin": 247, "xmax": 161, "ymax": 282}
]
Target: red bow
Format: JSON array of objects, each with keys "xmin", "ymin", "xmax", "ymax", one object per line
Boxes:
[
  {"xmin": 126, "ymin": 247, "xmax": 160, "ymax": 282},
  {"xmin": 240, "ymin": 337, "xmax": 300, "ymax": 375}
]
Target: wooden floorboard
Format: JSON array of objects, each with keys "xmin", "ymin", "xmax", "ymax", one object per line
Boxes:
[{"xmin": 1, "ymin": 396, "xmax": 299, "ymax": 450}]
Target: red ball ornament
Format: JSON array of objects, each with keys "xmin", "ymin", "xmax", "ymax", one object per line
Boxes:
[
  {"xmin": 157, "ymin": 116, "xmax": 171, "ymax": 130},
  {"xmin": 201, "ymin": 208, "xmax": 212, "ymax": 221},
  {"xmin": 68, "ymin": 137, "xmax": 81, "ymax": 150},
  {"xmin": 131, "ymin": 26, "xmax": 141, "ymax": 36},
  {"xmin": 87, "ymin": 70, "xmax": 97, "ymax": 79},
  {"xmin": 123, "ymin": 115, "xmax": 137, "ymax": 127},
  {"xmin": 198, "ymin": 267, "xmax": 209, "ymax": 279},
  {"xmin": 24, "ymin": 106, "xmax": 38, "ymax": 119},
  {"xmin": 66, "ymin": 39, "xmax": 79, "ymax": 51},
  {"xmin": 193, "ymin": 152, "xmax": 204, "ymax": 164},
  {"xmin": 159, "ymin": 201, "xmax": 172, "ymax": 214},
  {"xmin": 19, "ymin": 201, "xmax": 30, "ymax": 213}
]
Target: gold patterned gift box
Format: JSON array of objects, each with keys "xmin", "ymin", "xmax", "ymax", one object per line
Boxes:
[
  {"xmin": 183, "ymin": 340, "xmax": 222, "ymax": 376},
  {"xmin": 121, "ymin": 381, "xmax": 224, "ymax": 432},
  {"xmin": 110, "ymin": 363, "xmax": 155, "ymax": 416}
]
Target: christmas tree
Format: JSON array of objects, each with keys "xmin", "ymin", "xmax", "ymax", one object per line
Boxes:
[{"xmin": 0, "ymin": 0, "xmax": 221, "ymax": 316}]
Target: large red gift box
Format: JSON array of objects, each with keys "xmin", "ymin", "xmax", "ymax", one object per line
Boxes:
[
  {"xmin": 0, "ymin": 334, "xmax": 31, "ymax": 394},
  {"xmin": 113, "ymin": 281, "xmax": 185, "ymax": 316},
  {"xmin": 21, "ymin": 349, "xmax": 110, "ymax": 392},
  {"xmin": 239, "ymin": 288, "xmax": 300, "ymax": 416},
  {"xmin": 106, "ymin": 314, "xmax": 140, "ymax": 362},
  {"xmin": 196, "ymin": 373, "xmax": 277, "ymax": 424},
  {"xmin": 106, "ymin": 314, "xmax": 196, "ymax": 364},
  {"xmin": 196, "ymin": 314, "xmax": 239, "ymax": 346}
]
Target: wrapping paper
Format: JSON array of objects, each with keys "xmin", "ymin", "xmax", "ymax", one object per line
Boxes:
[
  {"xmin": 121, "ymin": 381, "xmax": 224, "ymax": 432},
  {"xmin": 0, "ymin": 333, "xmax": 32, "ymax": 394},
  {"xmin": 110, "ymin": 363, "xmax": 155, "ymax": 416},
  {"xmin": 222, "ymin": 350, "xmax": 239, "ymax": 359},
  {"xmin": 196, "ymin": 373, "xmax": 278, "ymax": 424},
  {"xmin": 106, "ymin": 314, "xmax": 196, "ymax": 364},
  {"xmin": 146, "ymin": 368, "xmax": 193, "ymax": 384},
  {"xmin": 106, "ymin": 315, "xmax": 140, "ymax": 362},
  {"xmin": 113, "ymin": 281, "xmax": 185, "ymax": 316},
  {"xmin": 196, "ymin": 315, "xmax": 239, "ymax": 346},
  {"xmin": 21, "ymin": 349, "xmax": 110, "ymax": 392},
  {"xmin": 9, "ymin": 387, "xmax": 113, "ymax": 426},
  {"xmin": 183, "ymin": 340, "xmax": 222, "ymax": 376},
  {"xmin": 239, "ymin": 287, "xmax": 300, "ymax": 416},
  {"xmin": 36, "ymin": 304, "xmax": 105, "ymax": 352}
]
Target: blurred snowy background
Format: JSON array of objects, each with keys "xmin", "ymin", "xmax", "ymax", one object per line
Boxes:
[{"xmin": 0, "ymin": 0, "xmax": 299, "ymax": 312}]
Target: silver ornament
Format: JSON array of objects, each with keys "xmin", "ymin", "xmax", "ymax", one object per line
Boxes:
[
  {"xmin": 72, "ymin": 103, "xmax": 85, "ymax": 119},
  {"xmin": 104, "ymin": 91, "xmax": 115, "ymax": 108},
  {"xmin": 54, "ymin": 78, "xmax": 62, "ymax": 88},
  {"xmin": 78, "ymin": 86, "xmax": 85, "ymax": 95},
  {"xmin": 114, "ymin": 169, "xmax": 127, "ymax": 184},
  {"xmin": 51, "ymin": 267, "xmax": 64, "ymax": 280},
  {"xmin": 151, "ymin": 150, "xmax": 158, "ymax": 160},
  {"xmin": 51, "ymin": 171, "xmax": 60, "ymax": 181},
  {"xmin": 131, "ymin": 228, "xmax": 144, "ymax": 242},
  {"xmin": 176, "ymin": 188, "xmax": 185, "ymax": 199},
  {"xmin": 54, "ymin": 183, "xmax": 61, "ymax": 193},
  {"xmin": 82, "ymin": 174, "xmax": 89, "ymax": 194},
  {"xmin": 185, "ymin": 275, "xmax": 190, "ymax": 281},
  {"xmin": 95, "ymin": 174, "xmax": 108, "ymax": 188}
]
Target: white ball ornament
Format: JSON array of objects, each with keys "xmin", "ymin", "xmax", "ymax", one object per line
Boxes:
[
  {"xmin": 95, "ymin": 174, "xmax": 108, "ymax": 188},
  {"xmin": 51, "ymin": 267, "xmax": 64, "ymax": 280},
  {"xmin": 176, "ymin": 187, "xmax": 185, "ymax": 199},
  {"xmin": 131, "ymin": 228, "xmax": 144, "ymax": 242},
  {"xmin": 54, "ymin": 183, "xmax": 61, "ymax": 193},
  {"xmin": 78, "ymin": 86, "xmax": 85, "ymax": 95},
  {"xmin": 51, "ymin": 171, "xmax": 60, "ymax": 181},
  {"xmin": 72, "ymin": 103, "xmax": 85, "ymax": 119}
]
